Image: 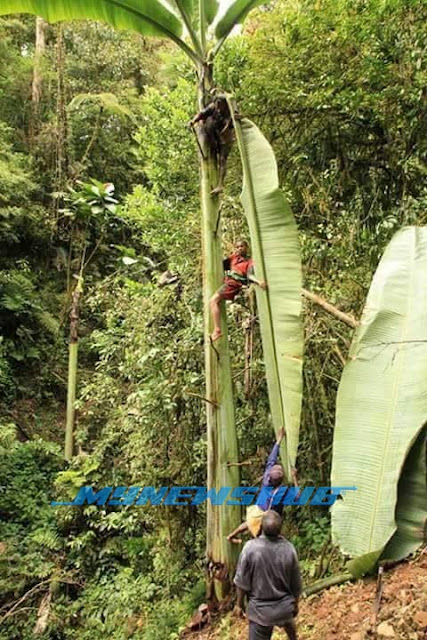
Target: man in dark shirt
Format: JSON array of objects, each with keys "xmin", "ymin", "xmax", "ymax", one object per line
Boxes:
[
  {"xmin": 234, "ymin": 511, "xmax": 302, "ymax": 640},
  {"xmin": 189, "ymin": 94, "xmax": 234, "ymax": 194}
]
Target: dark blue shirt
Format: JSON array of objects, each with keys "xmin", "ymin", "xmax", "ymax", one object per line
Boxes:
[{"xmin": 258, "ymin": 442, "xmax": 284, "ymax": 516}]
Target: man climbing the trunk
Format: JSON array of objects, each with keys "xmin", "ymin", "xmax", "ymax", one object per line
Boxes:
[
  {"xmin": 210, "ymin": 239, "xmax": 267, "ymax": 342},
  {"xmin": 227, "ymin": 427, "xmax": 287, "ymax": 543},
  {"xmin": 189, "ymin": 94, "xmax": 235, "ymax": 195},
  {"xmin": 234, "ymin": 510, "xmax": 302, "ymax": 640}
]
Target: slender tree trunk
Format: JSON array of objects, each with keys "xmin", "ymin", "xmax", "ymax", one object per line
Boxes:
[
  {"xmin": 65, "ymin": 276, "xmax": 83, "ymax": 460},
  {"xmin": 302, "ymin": 288, "xmax": 359, "ymax": 328},
  {"xmin": 198, "ymin": 67, "xmax": 240, "ymax": 601},
  {"xmin": 30, "ymin": 17, "xmax": 46, "ymax": 145},
  {"xmin": 53, "ymin": 25, "xmax": 69, "ymax": 215}
]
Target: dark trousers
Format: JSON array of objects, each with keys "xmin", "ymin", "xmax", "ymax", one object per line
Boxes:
[{"xmin": 249, "ymin": 619, "xmax": 297, "ymax": 640}]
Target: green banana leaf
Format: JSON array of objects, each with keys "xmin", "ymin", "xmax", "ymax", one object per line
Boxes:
[
  {"xmin": 231, "ymin": 113, "xmax": 303, "ymax": 475},
  {"xmin": 214, "ymin": 0, "xmax": 264, "ymax": 49},
  {"xmin": 331, "ymin": 226, "xmax": 427, "ymax": 576},
  {"xmin": 0, "ymin": 0, "xmax": 201, "ymax": 63},
  {"xmin": 203, "ymin": 0, "xmax": 219, "ymax": 25}
]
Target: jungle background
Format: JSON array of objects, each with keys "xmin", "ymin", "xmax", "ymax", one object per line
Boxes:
[{"xmin": 0, "ymin": 0, "xmax": 426, "ymax": 638}]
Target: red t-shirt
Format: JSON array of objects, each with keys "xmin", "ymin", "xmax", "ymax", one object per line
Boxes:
[{"xmin": 223, "ymin": 254, "xmax": 253, "ymax": 282}]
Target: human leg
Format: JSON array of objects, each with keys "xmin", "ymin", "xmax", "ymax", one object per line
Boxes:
[
  {"xmin": 209, "ymin": 291, "xmax": 223, "ymax": 340},
  {"xmin": 282, "ymin": 618, "xmax": 298, "ymax": 640},
  {"xmin": 211, "ymin": 143, "xmax": 231, "ymax": 195},
  {"xmin": 249, "ymin": 621, "xmax": 274, "ymax": 640},
  {"xmin": 209, "ymin": 281, "xmax": 241, "ymax": 341},
  {"xmin": 227, "ymin": 521, "xmax": 249, "ymax": 543}
]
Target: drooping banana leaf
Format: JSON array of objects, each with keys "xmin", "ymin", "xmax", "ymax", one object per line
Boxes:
[
  {"xmin": 381, "ymin": 424, "xmax": 427, "ymax": 563},
  {"xmin": 0, "ymin": 0, "xmax": 201, "ymax": 63},
  {"xmin": 214, "ymin": 0, "xmax": 264, "ymax": 50},
  {"xmin": 230, "ymin": 110, "xmax": 303, "ymax": 476},
  {"xmin": 331, "ymin": 227, "xmax": 427, "ymax": 577}
]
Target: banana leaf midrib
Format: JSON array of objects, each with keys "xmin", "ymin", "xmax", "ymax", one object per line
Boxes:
[{"xmin": 366, "ymin": 232, "xmax": 415, "ymax": 550}]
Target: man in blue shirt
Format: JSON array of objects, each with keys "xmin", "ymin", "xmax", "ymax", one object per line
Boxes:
[{"xmin": 227, "ymin": 428, "xmax": 287, "ymax": 543}]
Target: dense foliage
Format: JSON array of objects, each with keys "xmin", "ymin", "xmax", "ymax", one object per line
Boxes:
[{"xmin": 1, "ymin": 0, "xmax": 426, "ymax": 637}]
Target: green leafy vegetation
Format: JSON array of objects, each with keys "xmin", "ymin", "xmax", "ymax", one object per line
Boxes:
[{"xmin": 0, "ymin": 0, "xmax": 426, "ymax": 636}]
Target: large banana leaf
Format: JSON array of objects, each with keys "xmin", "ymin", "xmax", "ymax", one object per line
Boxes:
[
  {"xmin": 331, "ymin": 227, "xmax": 427, "ymax": 576},
  {"xmin": 214, "ymin": 0, "xmax": 264, "ymax": 51},
  {"xmin": 231, "ymin": 112, "xmax": 303, "ymax": 475},
  {"xmin": 0, "ymin": 0, "xmax": 201, "ymax": 63}
]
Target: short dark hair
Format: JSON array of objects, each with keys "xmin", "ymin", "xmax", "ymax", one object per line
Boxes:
[
  {"xmin": 269, "ymin": 464, "xmax": 284, "ymax": 487},
  {"xmin": 235, "ymin": 239, "xmax": 248, "ymax": 246},
  {"xmin": 262, "ymin": 510, "xmax": 282, "ymax": 537}
]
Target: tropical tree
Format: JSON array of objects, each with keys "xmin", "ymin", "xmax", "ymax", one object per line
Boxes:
[
  {"xmin": 0, "ymin": 1, "xmax": 303, "ymax": 597},
  {"xmin": 61, "ymin": 179, "xmax": 118, "ymax": 461}
]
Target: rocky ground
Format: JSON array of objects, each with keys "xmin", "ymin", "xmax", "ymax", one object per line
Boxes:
[{"xmin": 184, "ymin": 548, "xmax": 426, "ymax": 640}]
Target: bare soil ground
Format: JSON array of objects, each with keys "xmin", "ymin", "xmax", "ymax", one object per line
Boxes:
[{"xmin": 185, "ymin": 549, "xmax": 426, "ymax": 640}]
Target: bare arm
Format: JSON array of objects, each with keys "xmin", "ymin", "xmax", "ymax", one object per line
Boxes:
[
  {"xmin": 247, "ymin": 265, "xmax": 267, "ymax": 289},
  {"xmin": 190, "ymin": 104, "xmax": 215, "ymax": 126},
  {"xmin": 234, "ymin": 587, "xmax": 246, "ymax": 618},
  {"xmin": 290, "ymin": 549, "xmax": 303, "ymax": 604},
  {"xmin": 247, "ymin": 272, "xmax": 267, "ymax": 289}
]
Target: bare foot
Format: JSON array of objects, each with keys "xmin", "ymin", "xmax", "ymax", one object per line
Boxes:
[
  {"xmin": 211, "ymin": 328, "xmax": 222, "ymax": 341},
  {"xmin": 211, "ymin": 185, "xmax": 223, "ymax": 195}
]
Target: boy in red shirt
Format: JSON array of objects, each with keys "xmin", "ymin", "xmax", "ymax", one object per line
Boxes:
[{"xmin": 210, "ymin": 239, "xmax": 267, "ymax": 341}]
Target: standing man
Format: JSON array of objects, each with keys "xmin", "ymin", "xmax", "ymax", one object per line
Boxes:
[
  {"xmin": 234, "ymin": 511, "xmax": 302, "ymax": 640},
  {"xmin": 210, "ymin": 239, "xmax": 267, "ymax": 342}
]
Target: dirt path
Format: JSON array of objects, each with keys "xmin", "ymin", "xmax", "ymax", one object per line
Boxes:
[{"xmin": 186, "ymin": 549, "xmax": 426, "ymax": 640}]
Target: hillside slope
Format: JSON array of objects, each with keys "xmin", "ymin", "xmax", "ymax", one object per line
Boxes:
[{"xmin": 187, "ymin": 549, "xmax": 426, "ymax": 639}]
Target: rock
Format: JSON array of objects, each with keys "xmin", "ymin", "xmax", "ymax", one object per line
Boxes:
[
  {"xmin": 377, "ymin": 622, "xmax": 396, "ymax": 638},
  {"xmin": 351, "ymin": 603, "xmax": 360, "ymax": 613},
  {"xmin": 414, "ymin": 610, "xmax": 427, "ymax": 628}
]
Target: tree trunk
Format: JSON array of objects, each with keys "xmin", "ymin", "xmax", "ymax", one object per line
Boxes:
[
  {"xmin": 198, "ymin": 68, "xmax": 240, "ymax": 601},
  {"xmin": 30, "ymin": 17, "xmax": 46, "ymax": 144},
  {"xmin": 302, "ymin": 288, "xmax": 359, "ymax": 329},
  {"xmin": 53, "ymin": 24, "xmax": 69, "ymax": 214},
  {"xmin": 65, "ymin": 277, "xmax": 83, "ymax": 461}
]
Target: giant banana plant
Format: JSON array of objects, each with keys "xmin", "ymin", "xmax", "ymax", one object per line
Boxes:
[
  {"xmin": 0, "ymin": 0, "xmax": 303, "ymax": 596},
  {"xmin": 331, "ymin": 227, "xmax": 427, "ymax": 576}
]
